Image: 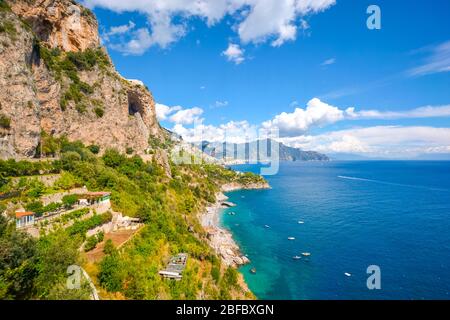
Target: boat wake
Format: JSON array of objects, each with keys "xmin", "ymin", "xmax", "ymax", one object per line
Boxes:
[{"xmin": 337, "ymin": 176, "xmax": 450, "ymax": 192}]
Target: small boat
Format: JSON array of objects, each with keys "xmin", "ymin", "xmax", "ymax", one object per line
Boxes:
[
  {"xmin": 298, "ymin": 221, "xmax": 305, "ymax": 224},
  {"xmin": 345, "ymin": 273, "xmax": 352, "ymax": 277},
  {"xmin": 288, "ymin": 237, "xmax": 296, "ymax": 241},
  {"xmin": 228, "ymin": 212, "xmax": 236, "ymax": 216},
  {"xmin": 264, "ymin": 225, "xmax": 270, "ymax": 228},
  {"xmin": 301, "ymin": 252, "xmax": 311, "ymax": 257},
  {"xmin": 293, "ymin": 256, "xmax": 302, "ymax": 260},
  {"xmin": 250, "ymin": 268, "xmax": 257, "ymax": 274}
]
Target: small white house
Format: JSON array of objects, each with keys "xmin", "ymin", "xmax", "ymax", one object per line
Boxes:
[{"xmin": 16, "ymin": 212, "xmax": 35, "ymax": 229}]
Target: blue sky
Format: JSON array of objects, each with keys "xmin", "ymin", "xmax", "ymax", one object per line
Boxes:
[{"xmin": 84, "ymin": 0, "xmax": 450, "ymax": 158}]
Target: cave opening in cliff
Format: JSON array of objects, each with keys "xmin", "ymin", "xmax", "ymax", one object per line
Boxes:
[{"xmin": 127, "ymin": 91, "xmax": 144, "ymax": 117}]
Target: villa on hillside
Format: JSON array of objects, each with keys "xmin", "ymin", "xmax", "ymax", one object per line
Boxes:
[
  {"xmin": 159, "ymin": 253, "xmax": 188, "ymax": 280},
  {"xmin": 15, "ymin": 211, "xmax": 36, "ymax": 229},
  {"xmin": 78, "ymin": 192, "xmax": 111, "ymax": 206}
]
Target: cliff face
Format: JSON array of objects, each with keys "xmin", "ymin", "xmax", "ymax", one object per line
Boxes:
[{"xmin": 0, "ymin": 0, "xmax": 164, "ymax": 159}]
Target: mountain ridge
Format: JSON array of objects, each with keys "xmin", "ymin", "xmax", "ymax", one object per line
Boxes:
[{"xmin": 200, "ymin": 139, "xmax": 329, "ymax": 162}]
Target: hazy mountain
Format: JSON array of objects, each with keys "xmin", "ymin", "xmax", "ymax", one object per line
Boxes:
[{"xmin": 200, "ymin": 139, "xmax": 329, "ymax": 162}]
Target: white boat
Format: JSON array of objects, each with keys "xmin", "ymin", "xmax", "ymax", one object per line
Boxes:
[
  {"xmin": 345, "ymin": 272, "xmax": 352, "ymax": 277},
  {"xmin": 293, "ymin": 256, "xmax": 301, "ymax": 260},
  {"xmin": 298, "ymin": 221, "xmax": 305, "ymax": 224},
  {"xmin": 264, "ymin": 225, "xmax": 270, "ymax": 228},
  {"xmin": 301, "ymin": 252, "xmax": 311, "ymax": 257},
  {"xmin": 288, "ymin": 237, "xmax": 295, "ymax": 241},
  {"xmin": 228, "ymin": 212, "xmax": 236, "ymax": 216}
]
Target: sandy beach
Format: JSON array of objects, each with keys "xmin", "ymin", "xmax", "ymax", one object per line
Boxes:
[{"xmin": 200, "ymin": 182, "xmax": 270, "ymax": 267}]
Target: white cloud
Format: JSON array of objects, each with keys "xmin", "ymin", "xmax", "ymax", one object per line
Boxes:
[
  {"xmin": 160, "ymin": 97, "xmax": 450, "ymax": 158},
  {"xmin": 408, "ymin": 40, "xmax": 450, "ymax": 77},
  {"xmin": 222, "ymin": 43, "xmax": 245, "ymax": 64},
  {"xmin": 211, "ymin": 100, "xmax": 229, "ymax": 108},
  {"xmin": 155, "ymin": 103, "xmax": 182, "ymax": 121},
  {"xmin": 172, "ymin": 120, "xmax": 258, "ymax": 144},
  {"xmin": 346, "ymin": 104, "xmax": 450, "ymax": 119},
  {"xmin": 262, "ymin": 98, "xmax": 345, "ymax": 136},
  {"xmin": 170, "ymin": 107, "xmax": 204, "ymax": 125},
  {"xmin": 84, "ymin": 0, "xmax": 336, "ymax": 54},
  {"xmin": 106, "ymin": 21, "xmax": 136, "ymax": 36},
  {"xmin": 263, "ymin": 98, "xmax": 450, "ymax": 137},
  {"xmin": 280, "ymin": 126, "xmax": 450, "ymax": 158},
  {"xmin": 109, "ymin": 28, "xmax": 154, "ymax": 55},
  {"xmin": 321, "ymin": 57, "xmax": 336, "ymax": 66}
]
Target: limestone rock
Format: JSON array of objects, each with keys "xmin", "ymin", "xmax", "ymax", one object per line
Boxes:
[{"xmin": 0, "ymin": 0, "xmax": 165, "ymax": 159}]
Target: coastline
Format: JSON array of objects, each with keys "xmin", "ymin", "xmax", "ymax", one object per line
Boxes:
[{"xmin": 199, "ymin": 181, "xmax": 270, "ymax": 297}]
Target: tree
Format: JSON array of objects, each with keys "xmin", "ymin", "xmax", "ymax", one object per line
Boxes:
[
  {"xmin": 98, "ymin": 244, "xmax": 124, "ymax": 292},
  {"xmin": 0, "ymin": 172, "xmax": 10, "ymax": 190},
  {"xmin": 102, "ymin": 149, "xmax": 126, "ymax": 168},
  {"xmin": 103, "ymin": 239, "xmax": 115, "ymax": 255},
  {"xmin": 61, "ymin": 151, "xmax": 82, "ymax": 171},
  {"xmin": 55, "ymin": 171, "xmax": 80, "ymax": 190},
  {"xmin": 0, "ymin": 215, "xmax": 37, "ymax": 299},
  {"xmin": 35, "ymin": 232, "xmax": 81, "ymax": 298},
  {"xmin": 62, "ymin": 194, "xmax": 78, "ymax": 209},
  {"xmin": 25, "ymin": 200, "xmax": 44, "ymax": 216}
]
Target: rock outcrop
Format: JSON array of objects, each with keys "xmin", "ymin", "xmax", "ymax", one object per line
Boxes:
[{"xmin": 0, "ymin": 0, "xmax": 165, "ymax": 159}]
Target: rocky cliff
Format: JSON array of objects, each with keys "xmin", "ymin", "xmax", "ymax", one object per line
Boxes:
[{"xmin": 0, "ymin": 0, "xmax": 164, "ymax": 159}]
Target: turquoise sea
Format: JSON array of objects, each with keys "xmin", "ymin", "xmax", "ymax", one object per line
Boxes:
[{"xmin": 221, "ymin": 161, "xmax": 450, "ymax": 300}]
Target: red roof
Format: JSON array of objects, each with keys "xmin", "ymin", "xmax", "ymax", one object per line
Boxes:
[{"xmin": 16, "ymin": 212, "xmax": 35, "ymax": 218}]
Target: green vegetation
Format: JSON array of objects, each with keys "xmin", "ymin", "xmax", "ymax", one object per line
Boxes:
[
  {"xmin": 24, "ymin": 197, "xmax": 78, "ymax": 218},
  {"xmin": 0, "ymin": 20, "xmax": 17, "ymax": 41},
  {"xmin": 67, "ymin": 212, "xmax": 112, "ymax": 239},
  {"xmin": 94, "ymin": 107, "xmax": 104, "ymax": 118},
  {"xmin": 87, "ymin": 145, "xmax": 100, "ymax": 154},
  {"xmin": 60, "ymin": 208, "xmax": 90, "ymax": 224},
  {"xmin": 0, "ymin": 138, "xmax": 265, "ymax": 300},
  {"xmin": 0, "ymin": 215, "xmax": 89, "ymax": 299},
  {"xmin": 38, "ymin": 44, "xmax": 110, "ymax": 113},
  {"xmin": 0, "ymin": 0, "xmax": 11, "ymax": 12},
  {"xmin": 62, "ymin": 194, "xmax": 78, "ymax": 208},
  {"xmin": 55, "ymin": 171, "xmax": 82, "ymax": 190},
  {"xmin": 84, "ymin": 231, "xmax": 104, "ymax": 252},
  {"xmin": 0, "ymin": 113, "xmax": 11, "ymax": 129}
]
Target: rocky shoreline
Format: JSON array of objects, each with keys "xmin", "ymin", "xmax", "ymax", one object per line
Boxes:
[{"xmin": 200, "ymin": 181, "xmax": 270, "ymax": 267}]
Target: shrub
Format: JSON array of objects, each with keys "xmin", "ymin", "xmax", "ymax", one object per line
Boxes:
[
  {"xmin": 62, "ymin": 194, "xmax": 78, "ymax": 209},
  {"xmin": 0, "ymin": 114, "xmax": 11, "ymax": 129},
  {"xmin": 98, "ymin": 252, "xmax": 124, "ymax": 292},
  {"xmin": 75, "ymin": 103, "xmax": 87, "ymax": 114},
  {"xmin": 67, "ymin": 212, "xmax": 112, "ymax": 238},
  {"xmin": 87, "ymin": 145, "xmax": 100, "ymax": 154},
  {"xmin": 94, "ymin": 107, "xmax": 104, "ymax": 118},
  {"xmin": 84, "ymin": 231, "xmax": 104, "ymax": 252},
  {"xmin": 0, "ymin": 0, "xmax": 11, "ymax": 12},
  {"xmin": 55, "ymin": 171, "xmax": 80, "ymax": 190},
  {"xmin": 84, "ymin": 235, "xmax": 98, "ymax": 252},
  {"xmin": 25, "ymin": 200, "xmax": 44, "ymax": 216},
  {"xmin": 126, "ymin": 147, "xmax": 134, "ymax": 155},
  {"xmin": 0, "ymin": 21, "xmax": 17, "ymax": 41}
]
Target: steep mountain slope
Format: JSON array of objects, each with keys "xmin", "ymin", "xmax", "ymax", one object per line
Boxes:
[{"xmin": 0, "ymin": 0, "xmax": 163, "ymax": 159}]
